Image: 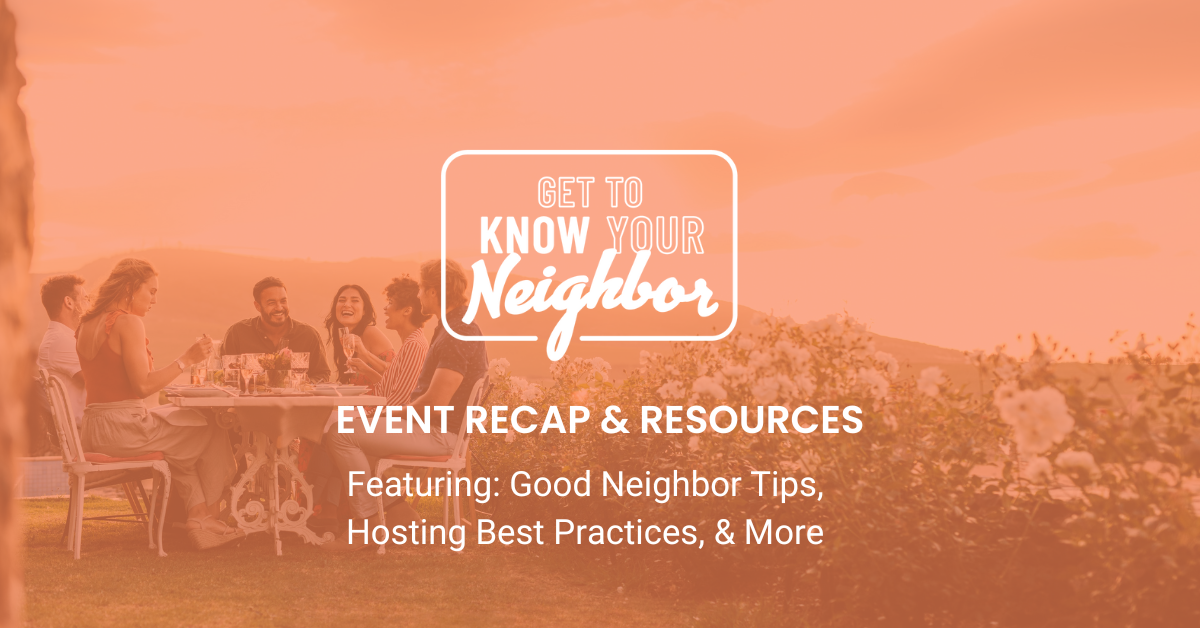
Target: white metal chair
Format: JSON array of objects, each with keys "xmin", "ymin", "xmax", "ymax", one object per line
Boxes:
[
  {"xmin": 39, "ymin": 369, "xmax": 172, "ymax": 558},
  {"xmin": 374, "ymin": 376, "xmax": 490, "ymax": 547}
]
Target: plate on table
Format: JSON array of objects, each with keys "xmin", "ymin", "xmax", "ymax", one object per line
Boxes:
[
  {"xmin": 312, "ymin": 386, "xmax": 370, "ymax": 397},
  {"xmin": 166, "ymin": 387, "xmax": 233, "ymax": 398}
]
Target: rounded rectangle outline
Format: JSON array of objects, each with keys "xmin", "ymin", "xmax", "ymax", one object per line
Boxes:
[{"xmin": 440, "ymin": 149, "xmax": 738, "ymax": 343}]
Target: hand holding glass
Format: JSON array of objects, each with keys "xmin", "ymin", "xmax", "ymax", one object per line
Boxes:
[{"xmin": 339, "ymin": 328, "xmax": 356, "ymax": 375}]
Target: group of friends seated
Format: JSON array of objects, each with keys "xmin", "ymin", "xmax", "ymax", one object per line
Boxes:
[{"xmin": 36, "ymin": 258, "xmax": 486, "ymax": 551}]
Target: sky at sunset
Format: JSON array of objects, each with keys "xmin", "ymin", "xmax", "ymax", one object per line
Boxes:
[{"xmin": 11, "ymin": 0, "xmax": 1200, "ymax": 358}]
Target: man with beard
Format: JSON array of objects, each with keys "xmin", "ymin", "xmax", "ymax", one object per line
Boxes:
[{"xmin": 220, "ymin": 276, "xmax": 331, "ymax": 383}]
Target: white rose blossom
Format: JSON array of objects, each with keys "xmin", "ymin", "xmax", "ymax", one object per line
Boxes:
[
  {"xmin": 657, "ymin": 381, "xmax": 685, "ymax": 400},
  {"xmin": 751, "ymin": 377, "xmax": 781, "ymax": 404},
  {"xmin": 520, "ymin": 384, "xmax": 542, "ymax": 403},
  {"xmin": 488, "ymin": 358, "xmax": 510, "ymax": 377},
  {"xmin": 590, "ymin": 357, "xmax": 611, "ymax": 381},
  {"xmin": 721, "ymin": 365, "xmax": 751, "ymax": 381},
  {"xmin": 1055, "ymin": 450, "xmax": 1100, "ymax": 478},
  {"xmin": 875, "ymin": 351, "xmax": 900, "ymax": 379},
  {"xmin": 692, "ymin": 376, "xmax": 727, "ymax": 400},
  {"xmin": 917, "ymin": 366, "xmax": 945, "ymax": 398},
  {"xmin": 748, "ymin": 350, "xmax": 772, "ymax": 369},
  {"xmin": 776, "ymin": 340, "xmax": 811, "ymax": 368},
  {"xmin": 509, "ymin": 376, "xmax": 541, "ymax": 403},
  {"xmin": 803, "ymin": 314, "xmax": 839, "ymax": 334},
  {"xmin": 857, "ymin": 368, "xmax": 889, "ymax": 402},
  {"xmin": 793, "ymin": 372, "xmax": 816, "ymax": 398},
  {"xmin": 1023, "ymin": 456, "xmax": 1054, "ymax": 483},
  {"xmin": 994, "ymin": 383, "xmax": 1074, "ymax": 455}
]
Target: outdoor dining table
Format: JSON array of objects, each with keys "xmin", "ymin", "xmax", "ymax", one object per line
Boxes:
[{"xmin": 170, "ymin": 392, "xmax": 386, "ymax": 555}]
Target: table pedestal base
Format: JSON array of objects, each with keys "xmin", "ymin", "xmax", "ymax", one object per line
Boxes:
[{"xmin": 229, "ymin": 432, "xmax": 333, "ymax": 555}]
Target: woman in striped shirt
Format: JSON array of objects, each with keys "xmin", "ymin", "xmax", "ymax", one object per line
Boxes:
[
  {"xmin": 304, "ymin": 276, "xmax": 430, "ymax": 534},
  {"xmin": 344, "ymin": 275, "xmax": 430, "ymax": 403}
]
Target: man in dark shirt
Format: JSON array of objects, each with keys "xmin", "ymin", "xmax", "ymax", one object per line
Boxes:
[
  {"xmin": 323, "ymin": 259, "xmax": 487, "ymax": 549},
  {"xmin": 406, "ymin": 300, "xmax": 488, "ymax": 437},
  {"xmin": 221, "ymin": 276, "xmax": 332, "ymax": 383}
]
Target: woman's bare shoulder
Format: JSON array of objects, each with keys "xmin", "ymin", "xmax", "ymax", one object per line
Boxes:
[
  {"xmin": 110, "ymin": 312, "xmax": 146, "ymax": 335},
  {"xmin": 362, "ymin": 325, "xmax": 393, "ymax": 352}
]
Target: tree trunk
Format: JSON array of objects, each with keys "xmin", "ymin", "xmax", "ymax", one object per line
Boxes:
[{"xmin": 0, "ymin": 0, "xmax": 33, "ymax": 624}]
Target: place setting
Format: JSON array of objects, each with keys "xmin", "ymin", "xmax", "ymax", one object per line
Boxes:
[{"xmin": 167, "ymin": 348, "xmax": 324, "ymax": 399}]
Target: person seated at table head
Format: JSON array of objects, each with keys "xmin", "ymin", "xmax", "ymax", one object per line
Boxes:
[
  {"xmin": 322, "ymin": 259, "xmax": 487, "ymax": 550},
  {"xmin": 74, "ymin": 258, "xmax": 240, "ymax": 547},
  {"xmin": 324, "ymin": 284, "xmax": 393, "ymax": 385},
  {"xmin": 37, "ymin": 274, "xmax": 88, "ymax": 427},
  {"xmin": 220, "ymin": 276, "xmax": 331, "ymax": 383}
]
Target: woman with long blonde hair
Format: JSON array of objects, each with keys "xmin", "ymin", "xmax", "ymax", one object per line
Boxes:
[{"xmin": 75, "ymin": 258, "xmax": 241, "ymax": 549}]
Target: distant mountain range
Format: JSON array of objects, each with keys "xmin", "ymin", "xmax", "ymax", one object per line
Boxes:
[{"xmin": 26, "ymin": 248, "xmax": 969, "ymax": 380}]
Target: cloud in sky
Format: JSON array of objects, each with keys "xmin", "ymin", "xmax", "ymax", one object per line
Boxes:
[
  {"xmin": 10, "ymin": 0, "xmax": 163, "ymax": 64},
  {"xmin": 832, "ymin": 172, "xmax": 929, "ymax": 203},
  {"xmin": 664, "ymin": 0, "xmax": 1200, "ymax": 193},
  {"xmin": 303, "ymin": 0, "xmax": 766, "ymax": 65},
  {"xmin": 1022, "ymin": 222, "xmax": 1159, "ymax": 261},
  {"xmin": 1046, "ymin": 130, "xmax": 1200, "ymax": 198},
  {"xmin": 974, "ymin": 170, "xmax": 1078, "ymax": 193},
  {"xmin": 706, "ymin": 232, "xmax": 860, "ymax": 255}
]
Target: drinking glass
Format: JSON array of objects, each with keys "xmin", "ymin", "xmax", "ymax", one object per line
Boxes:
[
  {"xmin": 208, "ymin": 339, "xmax": 222, "ymax": 369},
  {"xmin": 339, "ymin": 328, "xmax": 356, "ymax": 375},
  {"xmin": 191, "ymin": 365, "xmax": 208, "ymax": 386},
  {"xmin": 241, "ymin": 353, "xmax": 262, "ymax": 394},
  {"xmin": 222, "ymin": 354, "xmax": 241, "ymax": 390},
  {"xmin": 290, "ymin": 351, "xmax": 309, "ymax": 378}
]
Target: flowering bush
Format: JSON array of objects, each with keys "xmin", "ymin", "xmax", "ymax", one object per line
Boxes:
[{"xmin": 470, "ymin": 315, "xmax": 1200, "ymax": 626}]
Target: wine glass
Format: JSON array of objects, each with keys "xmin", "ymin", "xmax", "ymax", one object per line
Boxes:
[
  {"xmin": 290, "ymin": 351, "xmax": 309, "ymax": 384},
  {"xmin": 241, "ymin": 353, "xmax": 262, "ymax": 394},
  {"xmin": 339, "ymin": 328, "xmax": 356, "ymax": 375}
]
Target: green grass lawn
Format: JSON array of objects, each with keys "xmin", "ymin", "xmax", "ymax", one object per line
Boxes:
[{"xmin": 21, "ymin": 497, "xmax": 726, "ymax": 627}]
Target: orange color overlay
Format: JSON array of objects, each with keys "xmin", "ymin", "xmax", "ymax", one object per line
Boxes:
[{"xmin": 12, "ymin": 0, "xmax": 1200, "ymax": 357}]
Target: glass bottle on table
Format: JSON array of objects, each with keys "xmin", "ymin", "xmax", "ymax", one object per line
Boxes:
[{"xmin": 191, "ymin": 364, "xmax": 207, "ymax": 386}]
